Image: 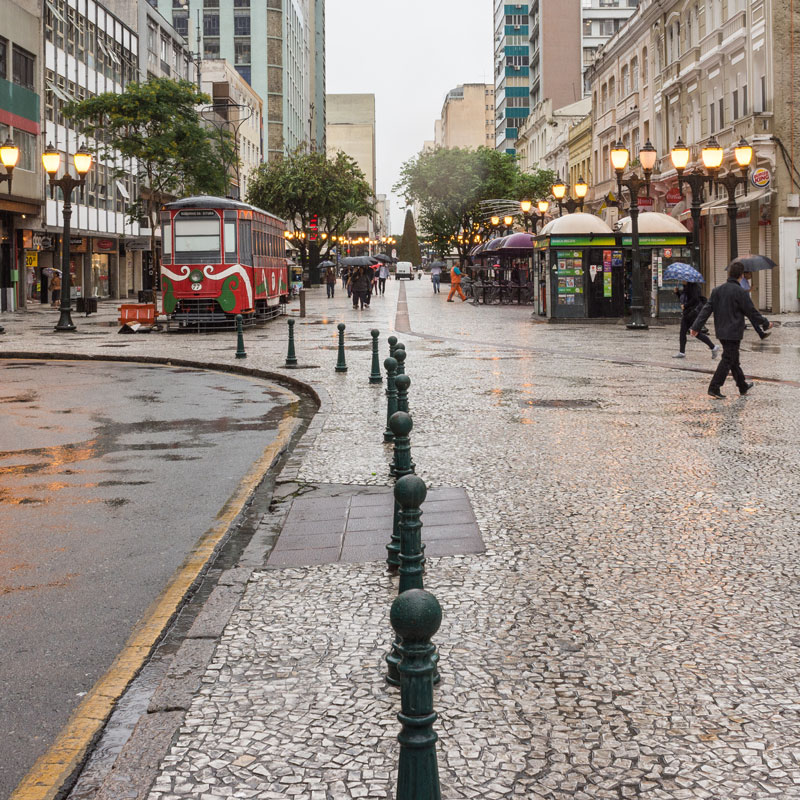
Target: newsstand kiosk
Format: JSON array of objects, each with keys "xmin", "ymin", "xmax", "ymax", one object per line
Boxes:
[{"xmin": 534, "ymin": 213, "xmax": 620, "ymax": 320}]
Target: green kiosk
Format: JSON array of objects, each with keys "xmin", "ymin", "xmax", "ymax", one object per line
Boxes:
[
  {"xmin": 617, "ymin": 212, "xmax": 693, "ymax": 320},
  {"xmin": 534, "ymin": 214, "xmax": 619, "ymax": 320}
]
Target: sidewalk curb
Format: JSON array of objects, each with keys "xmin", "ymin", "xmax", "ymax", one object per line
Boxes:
[{"xmin": 5, "ymin": 353, "xmax": 319, "ymax": 800}]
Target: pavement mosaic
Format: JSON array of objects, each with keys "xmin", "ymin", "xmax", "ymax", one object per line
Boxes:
[{"xmin": 4, "ymin": 283, "xmax": 800, "ymax": 799}]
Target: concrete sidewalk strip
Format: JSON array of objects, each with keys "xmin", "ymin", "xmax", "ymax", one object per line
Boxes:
[{"xmin": 266, "ymin": 484, "xmax": 484, "ymax": 567}]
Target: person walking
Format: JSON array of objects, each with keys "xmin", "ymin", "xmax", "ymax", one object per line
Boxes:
[
  {"xmin": 673, "ymin": 281, "xmax": 719, "ymax": 360},
  {"xmin": 739, "ymin": 270, "xmax": 769, "ymax": 340},
  {"xmin": 377, "ymin": 263, "xmax": 389, "ymax": 295},
  {"xmin": 325, "ymin": 265, "xmax": 336, "ymax": 298},
  {"xmin": 350, "ymin": 267, "xmax": 371, "ymax": 310},
  {"xmin": 430, "ymin": 262, "xmax": 442, "ymax": 293},
  {"xmin": 446, "ymin": 264, "xmax": 467, "ymax": 302},
  {"xmin": 691, "ymin": 261, "xmax": 773, "ymax": 399},
  {"xmin": 50, "ymin": 271, "xmax": 62, "ymax": 307}
]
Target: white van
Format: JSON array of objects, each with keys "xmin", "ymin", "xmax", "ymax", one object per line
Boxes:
[{"xmin": 395, "ymin": 261, "xmax": 413, "ymax": 280}]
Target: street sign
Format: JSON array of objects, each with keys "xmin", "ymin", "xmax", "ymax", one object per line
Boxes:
[
  {"xmin": 25, "ymin": 252, "xmax": 38, "ymax": 268},
  {"xmin": 666, "ymin": 186, "xmax": 683, "ymax": 204}
]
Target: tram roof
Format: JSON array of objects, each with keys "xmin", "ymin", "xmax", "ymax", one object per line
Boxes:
[{"xmin": 163, "ymin": 195, "xmax": 274, "ymax": 217}]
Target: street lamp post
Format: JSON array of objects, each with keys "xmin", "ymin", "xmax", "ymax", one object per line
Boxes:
[
  {"xmin": 0, "ymin": 137, "xmax": 21, "ymax": 335},
  {"xmin": 519, "ymin": 199, "xmax": 550, "ymax": 232},
  {"xmin": 611, "ymin": 138, "xmax": 657, "ymax": 331},
  {"xmin": 551, "ymin": 177, "xmax": 588, "ymax": 215},
  {"xmin": 669, "ymin": 137, "xmax": 712, "ymax": 272},
  {"xmin": 42, "ymin": 142, "xmax": 93, "ymax": 332}
]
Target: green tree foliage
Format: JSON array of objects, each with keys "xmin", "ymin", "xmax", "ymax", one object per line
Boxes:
[
  {"xmin": 514, "ymin": 169, "xmax": 558, "ymax": 205},
  {"xmin": 396, "ymin": 210, "xmax": 421, "ymax": 265},
  {"xmin": 394, "ymin": 146, "xmax": 555, "ymax": 263},
  {"xmin": 246, "ymin": 145, "xmax": 374, "ymax": 274},
  {"xmin": 65, "ymin": 78, "xmax": 235, "ymax": 260}
]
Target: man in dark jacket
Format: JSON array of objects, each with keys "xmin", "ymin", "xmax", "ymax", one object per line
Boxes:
[{"xmin": 691, "ymin": 261, "xmax": 772, "ymax": 399}]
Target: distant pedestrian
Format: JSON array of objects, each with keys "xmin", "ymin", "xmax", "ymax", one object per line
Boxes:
[
  {"xmin": 26, "ymin": 267, "xmax": 35, "ymax": 300},
  {"xmin": 691, "ymin": 260, "xmax": 772, "ymax": 399},
  {"xmin": 430, "ymin": 262, "xmax": 442, "ymax": 293},
  {"xmin": 325, "ymin": 265, "xmax": 336, "ymax": 298},
  {"xmin": 447, "ymin": 264, "xmax": 466, "ymax": 302},
  {"xmin": 378, "ymin": 263, "xmax": 389, "ymax": 294},
  {"xmin": 341, "ymin": 267, "xmax": 348, "ymax": 291},
  {"xmin": 672, "ymin": 281, "xmax": 719, "ymax": 360},
  {"xmin": 350, "ymin": 267, "xmax": 371, "ymax": 310},
  {"xmin": 50, "ymin": 272, "xmax": 62, "ymax": 307}
]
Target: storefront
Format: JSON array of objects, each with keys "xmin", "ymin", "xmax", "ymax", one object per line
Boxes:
[
  {"xmin": 534, "ymin": 214, "xmax": 619, "ymax": 320},
  {"xmin": 617, "ymin": 213, "xmax": 692, "ymax": 320}
]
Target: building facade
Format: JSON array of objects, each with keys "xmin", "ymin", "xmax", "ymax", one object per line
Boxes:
[
  {"xmin": 585, "ymin": 0, "xmax": 799, "ymax": 313},
  {"xmin": 493, "ymin": 0, "xmax": 531, "ymax": 155},
  {"xmin": 434, "ymin": 83, "xmax": 495, "ymax": 150},
  {"xmin": 580, "ymin": 0, "xmax": 640, "ymax": 95},
  {"xmin": 155, "ymin": 0, "xmax": 325, "ymax": 161},
  {"xmin": 0, "ymin": 0, "xmax": 42, "ymax": 313},
  {"xmin": 326, "ymin": 93, "xmax": 376, "ymax": 243}
]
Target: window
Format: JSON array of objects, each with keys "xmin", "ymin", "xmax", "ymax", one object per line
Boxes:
[
  {"xmin": 583, "ymin": 19, "xmax": 592, "ymax": 36},
  {"xmin": 233, "ymin": 12, "xmax": 250, "ymax": 36},
  {"xmin": 224, "ymin": 218, "xmax": 237, "ymax": 262},
  {"xmin": 0, "ymin": 37, "xmax": 6, "ymax": 80},
  {"xmin": 631, "ymin": 56, "xmax": 639, "ymax": 89},
  {"xmin": 621, "ymin": 65, "xmax": 629, "ymax": 96},
  {"xmin": 632, "ymin": 126, "xmax": 640, "ymax": 155},
  {"xmin": 174, "ymin": 211, "xmax": 221, "ymax": 263},
  {"xmin": 641, "ymin": 48, "xmax": 648, "ymax": 83},
  {"xmin": 234, "ymin": 37, "xmax": 250, "ymax": 65},
  {"xmin": 204, "ymin": 37, "xmax": 220, "ymax": 58},
  {"xmin": 718, "ymin": 97, "xmax": 724, "ymax": 128},
  {"xmin": 147, "ymin": 20, "xmax": 158, "ymax": 53},
  {"xmin": 709, "ymin": 102, "xmax": 715, "ymax": 133},
  {"xmin": 235, "ymin": 66, "xmax": 251, "ymax": 84},
  {"xmin": 732, "ymin": 89, "xmax": 738, "ymax": 120},
  {"xmin": 742, "ymin": 84, "xmax": 748, "ymax": 115},
  {"xmin": 239, "ymin": 220, "xmax": 252, "ymax": 265},
  {"xmin": 203, "ymin": 0, "xmax": 219, "ymax": 6},
  {"xmin": 599, "ymin": 0, "xmax": 620, "ymax": 6},
  {"xmin": 12, "ymin": 45, "xmax": 35, "ymax": 90},
  {"xmin": 234, "ymin": 0, "xmax": 250, "ymax": 5},
  {"xmin": 204, "ymin": 13, "xmax": 220, "ymax": 36},
  {"xmin": 13, "ymin": 129, "xmax": 36, "ymax": 172},
  {"xmin": 161, "ymin": 216, "xmax": 172, "ymax": 259}
]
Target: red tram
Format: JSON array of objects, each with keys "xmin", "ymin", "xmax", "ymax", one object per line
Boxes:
[{"xmin": 159, "ymin": 196, "xmax": 289, "ymax": 328}]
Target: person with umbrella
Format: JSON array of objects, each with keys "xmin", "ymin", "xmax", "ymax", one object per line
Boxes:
[
  {"xmin": 323, "ymin": 262, "xmax": 336, "ymax": 298},
  {"xmin": 429, "ymin": 261, "xmax": 443, "ymax": 293},
  {"xmin": 690, "ymin": 260, "xmax": 773, "ymax": 399},
  {"xmin": 663, "ymin": 263, "xmax": 719, "ymax": 360}
]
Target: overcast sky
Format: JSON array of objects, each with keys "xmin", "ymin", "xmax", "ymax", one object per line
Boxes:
[{"xmin": 325, "ymin": 0, "xmax": 493, "ymax": 234}]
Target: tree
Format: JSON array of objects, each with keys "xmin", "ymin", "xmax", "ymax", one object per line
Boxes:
[
  {"xmin": 245, "ymin": 145, "xmax": 374, "ymax": 283},
  {"xmin": 396, "ymin": 210, "xmax": 421, "ymax": 265},
  {"xmin": 394, "ymin": 146, "xmax": 555, "ymax": 264},
  {"xmin": 65, "ymin": 78, "xmax": 235, "ymax": 286}
]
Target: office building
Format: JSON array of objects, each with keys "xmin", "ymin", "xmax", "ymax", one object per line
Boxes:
[{"xmin": 434, "ymin": 83, "xmax": 495, "ymax": 150}]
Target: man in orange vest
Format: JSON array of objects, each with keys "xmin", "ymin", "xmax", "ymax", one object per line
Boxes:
[{"xmin": 447, "ymin": 264, "xmax": 466, "ymax": 302}]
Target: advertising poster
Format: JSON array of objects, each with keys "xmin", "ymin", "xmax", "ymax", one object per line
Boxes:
[{"xmin": 603, "ymin": 271, "xmax": 612, "ymax": 298}]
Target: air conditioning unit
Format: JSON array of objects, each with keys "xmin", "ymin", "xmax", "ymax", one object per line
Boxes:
[{"xmin": 514, "ymin": 25, "xmax": 520, "ymax": 29}]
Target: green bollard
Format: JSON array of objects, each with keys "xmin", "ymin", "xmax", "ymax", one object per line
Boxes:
[
  {"xmin": 394, "ymin": 344, "xmax": 406, "ymax": 376},
  {"xmin": 335, "ymin": 322, "xmax": 348, "ymax": 372},
  {"xmin": 392, "ymin": 375, "xmax": 415, "ymax": 475},
  {"xmin": 388, "ymin": 335, "xmax": 398, "ymax": 360},
  {"xmin": 396, "ymin": 474, "xmax": 427, "ymax": 593},
  {"xmin": 387, "ymin": 410, "xmax": 414, "ymax": 574},
  {"xmin": 235, "ymin": 314, "xmax": 247, "ymax": 359},
  {"xmin": 369, "ymin": 329, "xmax": 383, "ymax": 384},
  {"xmin": 285, "ymin": 318, "xmax": 298, "ymax": 366},
  {"xmin": 391, "ymin": 589, "xmax": 443, "ymax": 800},
  {"xmin": 383, "ymin": 357, "xmax": 398, "ymax": 443}
]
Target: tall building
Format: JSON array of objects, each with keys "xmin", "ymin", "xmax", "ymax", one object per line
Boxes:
[
  {"xmin": 580, "ymin": 0, "xmax": 640, "ymax": 95},
  {"xmin": 151, "ymin": 0, "xmax": 325, "ymax": 160},
  {"xmin": 326, "ymin": 93, "xmax": 376, "ymax": 242},
  {"xmin": 493, "ymin": 0, "xmax": 531, "ymax": 155},
  {"xmin": 434, "ymin": 83, "xmax": 495, "ymax": 150},
  {"xmin": 528, "ymin": 0, "xmax": 581, "ymax": 109}
]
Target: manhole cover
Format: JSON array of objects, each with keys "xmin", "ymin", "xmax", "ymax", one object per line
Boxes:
[{"xmin": 520, "ymin": 399, "xmax": 602, "ymax": 409}]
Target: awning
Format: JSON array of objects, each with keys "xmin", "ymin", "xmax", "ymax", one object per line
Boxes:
[{"xmin": 679, "ymin": 188, "xmax": 774, "ymax": 221}]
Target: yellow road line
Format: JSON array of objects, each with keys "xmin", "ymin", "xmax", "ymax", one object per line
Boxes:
[{"xmin": 10, "ymin": 401, "xmax": 301, "ymax": 800}]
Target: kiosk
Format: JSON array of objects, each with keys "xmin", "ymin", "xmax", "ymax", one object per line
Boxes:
[
  {"xmin": 534, "ymin": 214, "xmax": 619, "ymax": 320},
  {"xmin": 617, "ymin": 213, "xmax": 692, "ymax": 320}
]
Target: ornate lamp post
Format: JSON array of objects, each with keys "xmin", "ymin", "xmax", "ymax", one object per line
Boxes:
[
  {"xmin": 519, "ymin": 198, "xmax": 550, "ymax": 232},
  {"xmin": 490, "ymin": 215, "xmax": 501, "ymax": 238},
  {"xmin": 669, "ymin": 137, "xmax": 712, "ymax": 271},
  {"xmin": 551, "ymin": 177, "xmax": 588, "ymax": 215},
  {"xmin": 503, "ymin": 214, "xmax": 514, "ymax": 235},
  {"xmin": 704, "ymin": 135, "xmax": 753, "ymax": 261},
  {"xmin": 0, "ymin": 137, "xmax": 21, "ymax": 335},
  {"xmin": 611, "ymin": 138, "xmax": 658, "ymax": 331},
  {"xmin": 42, "ymin": 142, "xmax": 93, "ymax": 332}
]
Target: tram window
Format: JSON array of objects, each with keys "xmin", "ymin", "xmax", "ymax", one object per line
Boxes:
[
  {"xmin": 239, "ymin": 219, "xmax": 252, "ymax": 265},
  {"xmin": 174, "ymin": 211, "xmax": 220, "ymax": 263},
  {"xmin": 161, "ymin": 218, "xmax": 172, "ymax": 263},
  {"xmin": 224, "ymin": 221, "xmax": 237, "ymax": 262}
]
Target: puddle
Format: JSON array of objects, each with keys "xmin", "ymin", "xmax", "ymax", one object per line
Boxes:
[{"xmin": 520, "ymin": 398, "xmax": 604, "ymax": 409}]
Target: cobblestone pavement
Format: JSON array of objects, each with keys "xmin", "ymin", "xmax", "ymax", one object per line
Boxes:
[{"xmin": 4, "ymin": 286, "xmax": 800, "ymax": 799}]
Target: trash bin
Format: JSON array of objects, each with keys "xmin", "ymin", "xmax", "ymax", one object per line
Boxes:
[{"xmin": 75, "ymin": 297, "xmax": 98, "ymax": 315}]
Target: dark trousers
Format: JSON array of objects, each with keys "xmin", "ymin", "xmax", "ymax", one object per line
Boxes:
[
  {"xmin": 432, "ymin": 275, "xmax": 441, "ymax": 293},
  {"xmin": 326, "ymin": 282, "xmax": 335, "ymax": 298},
  {"xmin": 679, "ymin": 315, "xmax": 713, "ymax": 352},
  {"xmin": 378, "ymin": 277, "xmax": 386, "ymax": 294},
  {"xmin": 710, "ymin": 339, "xmax": 747, "ymax": 392}
]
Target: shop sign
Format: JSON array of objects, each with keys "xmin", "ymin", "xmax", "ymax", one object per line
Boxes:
[
  {"xmin": 124, "ymin": 237, "xmax": 151, "ymax": 251},
  {"xmin": 551, "ymin": 236, "xmax": 616, "ymax": 246},
  {"xmin": 751, "ymin": 168, "xmax": 770, "ymax": 188},
  {"xmin": 666, "ymin": 186, "xmax": 683, "ymax": 204},
  {"xmin": 23, "ymin": 232, "xmax": 54, "ymax": 250},
  {"xmin": 94, "ymin": 238, "xmax": 116, "ymax": 252},
  {"xmin": 622, "ymin": 235, "xmax": 687, "ymax": 246},
  {"xmin": 25, "ymin": 251, "xmax": 38, "ymax": 268},
  {"xmin": 70, "ymin": 237, "xmax": 88, "ymax": 252},
  {"xmin": 638, "ymin": 196, "xmax": 654, "ymax": 208}
]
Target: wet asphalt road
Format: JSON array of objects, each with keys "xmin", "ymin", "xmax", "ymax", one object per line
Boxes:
[{"xmin": 0, "ymin": 360, "xmax": 297, "ymax": 799}]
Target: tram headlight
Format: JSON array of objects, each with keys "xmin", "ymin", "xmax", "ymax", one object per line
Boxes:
[{"xmin": 189, "ymin": 269, "xmax": 204, "ymax": 283}]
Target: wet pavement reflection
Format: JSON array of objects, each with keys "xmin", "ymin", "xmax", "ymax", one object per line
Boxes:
[{"xmin": 0, "ymin": 359, "xmax": 297, "ymax": 799}]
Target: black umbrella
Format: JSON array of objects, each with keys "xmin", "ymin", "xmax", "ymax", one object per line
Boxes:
[
  {"xmin": 341, "ymin": 256, "xmax": 374, "ymax": 267},
  {"xmin": 429, "ymin": 260, "xmax": 446, "ymax": 268},
  {"xmin": 317, "ymin": 260, "xmax": 335, "ymax": 268},
  {"xmin": 371, "ymin": 253, "xmax": 392, "ymax": 263},
  {"xmin": 727, "ymin": 254, "xmax": 777, "ymax": 272}
]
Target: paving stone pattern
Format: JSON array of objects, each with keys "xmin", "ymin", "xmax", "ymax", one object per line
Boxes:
[{"xmin": 5, "ymin": 287, "xmax": 800, "ymax": 798}]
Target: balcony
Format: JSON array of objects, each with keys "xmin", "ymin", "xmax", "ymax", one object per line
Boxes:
[
  {"xmin": 616, "ymin": 91, "xmax": 639, "ymax": 125},
  {"xmin": 595, "ymin": 107, "xmax": 617, "ymax": 136},
  {"xmin": 720, "ymin": 11, "xmax": 746, "ymax": 53},
  {"xmin": 699, "ymin": 30, "xmax": 722, "ymax": 62},
  {"xmin": 679, "ymin": 46, "xmax": 700, "ymax": 78}
]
